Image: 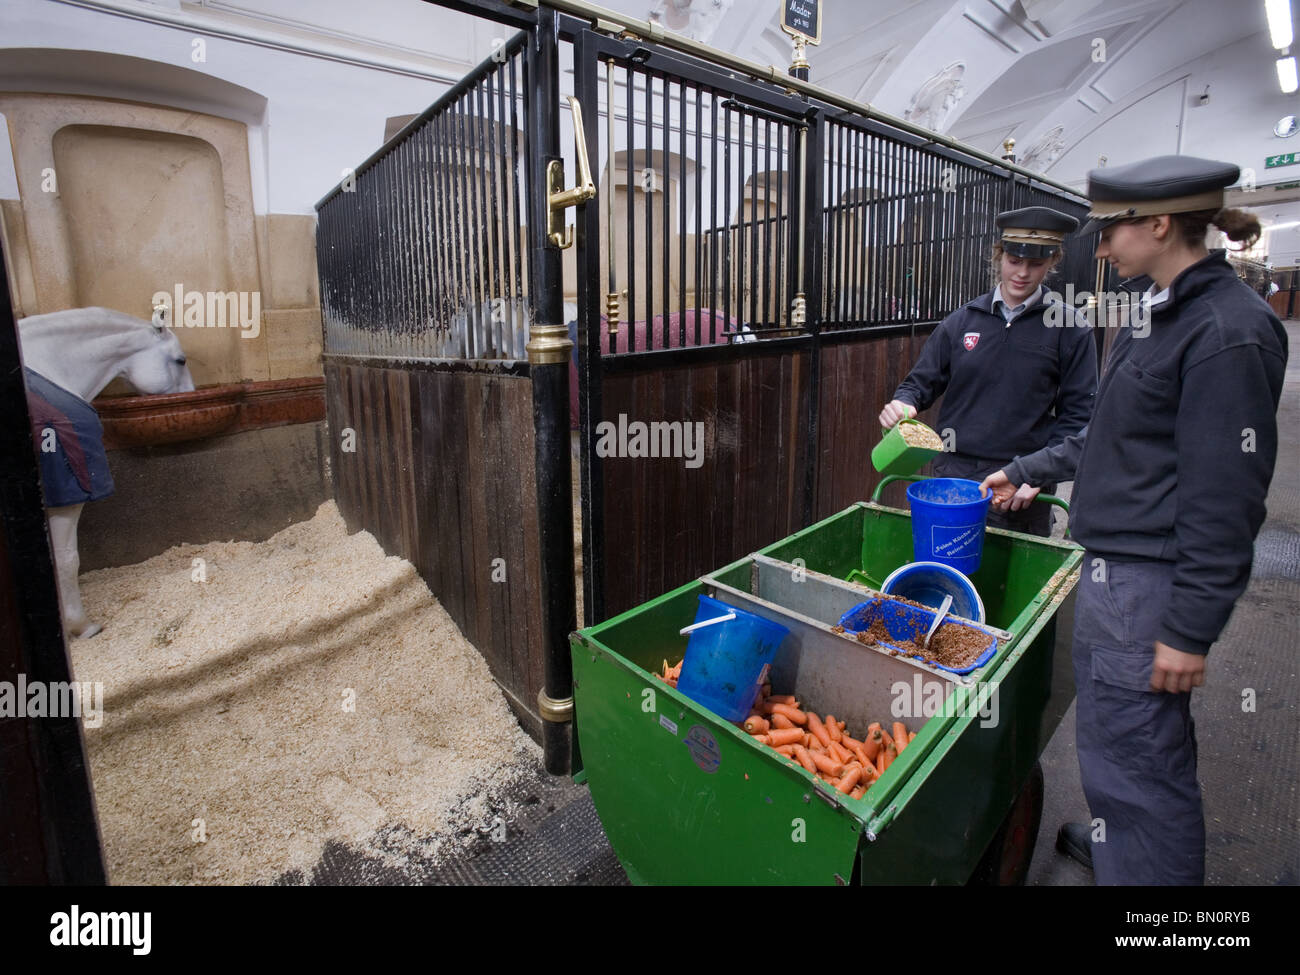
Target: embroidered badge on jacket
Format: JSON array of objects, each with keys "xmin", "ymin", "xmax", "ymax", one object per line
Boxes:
[{"xmin": 962, "ymin": 332, "xmax": 980, "ymax": 351}]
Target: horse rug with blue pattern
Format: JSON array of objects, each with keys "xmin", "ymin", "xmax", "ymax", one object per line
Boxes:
[{"xmin": 25, "ymin": 367, "xmax": 115, "ymax": 507}]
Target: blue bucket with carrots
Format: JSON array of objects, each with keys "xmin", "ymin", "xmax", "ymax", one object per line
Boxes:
[
  {"xmin": 906, "ymin": 478, "xmax": 991, "ymax": 575},
  {"xmin": 676, "ymin": 595, "xmax": 790, "ymax": 722}
]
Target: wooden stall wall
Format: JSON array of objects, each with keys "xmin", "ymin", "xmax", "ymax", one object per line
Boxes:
[
  {"xmin": 324, "ymin": 357, "xmax": 545, "ymax": 735},
  {"xmin": 594, "ymin": 325, "xmax": 941, "ymax": 622},
  {"xmin": 598, "ymin": 344, "xmax": 811, "ymax": 620},
  {"xmin": 814, "ymin": 325, "xmax": 941, "ymax": 516}
]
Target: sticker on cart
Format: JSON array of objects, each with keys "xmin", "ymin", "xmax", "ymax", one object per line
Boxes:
[
  {"xmin": 932, "ymin": 523, "xmax": 983, "ymax": 559},
  {"xmin": 659, "ymin": 714, "xmax": 678, "ymax": 735},
  {"xmin": 683, "ymin": 725, "xmax": 721, "ymax": 774}
]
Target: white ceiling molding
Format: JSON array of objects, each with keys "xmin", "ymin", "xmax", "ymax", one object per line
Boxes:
[
  {"xmin": 962, "ymin": 9, "xmax": 1022, "ymax": 54},
  {"xmin": 904, "ymin": 61, "xmax": 969, "ymax": 133},
  {"xmin": 647, "ymin": 0, "xmax": 735, "ymax": 45},
  {"xmin": 981, "ymin": 0, "xmax": 1046, "ymax": 42},
  {"xmin": 1021, "ymin": 124, "xmax": 1067, "ymax": 169}
]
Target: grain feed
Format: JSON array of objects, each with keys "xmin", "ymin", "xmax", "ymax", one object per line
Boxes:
[
  {"xmin": 899, "ymin": 422, "xmax": 944, "ymax": 450},
  {"xmin": 70, "ymin": 500, "xmax": 539, "ymax": 885}
]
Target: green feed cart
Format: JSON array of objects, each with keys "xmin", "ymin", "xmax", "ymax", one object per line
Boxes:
[{"xmin": 569, "ymin": 482, "xmax": 1081, "ymax": 885}]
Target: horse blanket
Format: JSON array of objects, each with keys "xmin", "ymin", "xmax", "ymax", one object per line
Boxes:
[{"xmin": 24, "ymin": 367, "xmax": 115, "ymax": 507}]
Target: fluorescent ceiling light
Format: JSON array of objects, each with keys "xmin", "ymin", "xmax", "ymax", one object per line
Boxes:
[
  {"xmin": 1278, "ymin": 56, "xmax": 1298, "ymax": 93},
  {"xmin": 1267, "ymin": 0, "xmax": 1294, "ymax": 49},
  {"xmin": 1266, "ymin": 220, "xmax": 1300, "ymax": 232}
]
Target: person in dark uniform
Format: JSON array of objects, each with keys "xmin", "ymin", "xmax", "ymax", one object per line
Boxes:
[
  {"xmin": 980, "ymin": 155, "xmax": 1288, "ymax": 885},
  {"xmin": 878, "ymin": 206, "xmax": 1096, "ymax": 536}
]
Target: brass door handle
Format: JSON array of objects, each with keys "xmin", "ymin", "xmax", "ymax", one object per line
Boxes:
[{"xmin": 547, "ymin": 95, "xmax": 597, "ymax": 249}]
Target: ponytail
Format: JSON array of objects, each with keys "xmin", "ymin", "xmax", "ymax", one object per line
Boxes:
[
  {"xmin": 1211, "ymin": 207, "xmax": 1263, "ymax": 250},
  {"xmin": 1172, "ymin": 207, "xmax": 1262, "ymax": 251}
]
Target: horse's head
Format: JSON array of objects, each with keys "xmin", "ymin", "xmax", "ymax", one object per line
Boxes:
[{"xmin": 122, "ymin": 317, "xmax": 196, "ymax": 394}]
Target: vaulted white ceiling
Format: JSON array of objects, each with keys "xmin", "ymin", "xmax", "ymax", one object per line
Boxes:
[{"xmin": 10, "ymin": 0, "xmax": 1300, "ymax": 242}]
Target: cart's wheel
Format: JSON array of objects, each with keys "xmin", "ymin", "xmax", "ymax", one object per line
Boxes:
[{"xmin": 968, "ymin": 761, "xmax": 1045, "ymax": 886}]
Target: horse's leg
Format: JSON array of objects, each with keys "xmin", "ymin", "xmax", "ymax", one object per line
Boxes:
[{"xmin": 47, "ymin": 504, "xmax": 100, "ymax": 639}]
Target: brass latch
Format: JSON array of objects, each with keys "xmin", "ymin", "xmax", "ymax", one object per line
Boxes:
[{"xmin": 547, "ymin": 96, "xmax": 597, "ymax": 249}]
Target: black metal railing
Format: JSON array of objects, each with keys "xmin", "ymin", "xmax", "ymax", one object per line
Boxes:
[
  {"xmin": 316, "ymin": 31, "xmax": 532, "ymax": 360},
  {"xmin": 819, "ymin": 116, "xmax": 1093, "ymax": 329},
  {"xmin": 318, "ymin": 19, "xmax": 1097, "ymax": 361},
  {"xmin": 587, "ymin": 54, "xmax": 807, "ymax": 353}
]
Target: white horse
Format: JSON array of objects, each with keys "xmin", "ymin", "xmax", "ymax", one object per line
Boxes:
[{"xmin": 19, "ymin": 307, "xmax": 195, "ymax": 639}]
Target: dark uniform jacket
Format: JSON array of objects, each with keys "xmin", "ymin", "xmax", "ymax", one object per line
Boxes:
[
  {"xmin": 1005, "ymin": 250, "xmax": 1289, "ymax": 655},
  {"xmin": 892, "ymin": 288, "xmax": 1097, "ymax": 463}
]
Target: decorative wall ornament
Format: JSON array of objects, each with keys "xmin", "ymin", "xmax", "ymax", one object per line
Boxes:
[
  {"xmin": 1021, "ymin": 125, "xmax": 1066, "ymax": 170},
  {"xmin": 647, "ymin": 0, "xmax": 734, "ymax": 44},
  {"xmin": 903, "ymin": 61, "xmax": 966, "ymax": 132}
]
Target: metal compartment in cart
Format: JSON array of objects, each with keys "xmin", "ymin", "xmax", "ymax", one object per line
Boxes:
[{"xmin": 569, "ymin": 500, "xmax": 1081, "ymax": 885}]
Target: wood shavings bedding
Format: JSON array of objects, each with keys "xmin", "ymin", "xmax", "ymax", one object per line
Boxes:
[{"xmin": 70, "ymin": 500, "xmax": 539, "ymax": 885}]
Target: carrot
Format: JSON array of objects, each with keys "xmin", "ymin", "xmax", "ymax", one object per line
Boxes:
[
  {"xmin": 774, "ymin": 744, "xmax": 796, "ymax": 757},
  {"xmin": 893, "ymin": 722, "xmax": 909, "ymax": 753},
  {"xmin": 825, "ymin": 714, "xmax": 844, "ymax": 742},
  {"xmin": 770, "ymin": 713, "xmax": 796, "ymax": 730},
  {"xmin": 858, "ymin": 760, "xmax": 879, "ymax": 783},
  {"xmin": 862, "ymin": 728, "xmax": 883, "ymax": 762},
  {"xmin": 671, "ymin": 661, "xmax": 682, "ymax": 679},
  {"xmin": 810, "ymin": 752, "xmax": 844, "ymax": 777},
  {"xmin": 749, "ymin": 734, "xmax": 770, "ymax": 746},
  {"xmin": 841, "ymin": 733, "xmax": 863, "ymax": 750},
  {"xmin": 879, "ymin": 742, "xmax": 898, "ymax": 773},
  {"xmin": 836, "ymin": 766, "xmax": 862, "ymax": 794},
  {"xmin": 767, "ymin": 728, "xmax": 805, "ymax": 747},
  {"xmin": 804, "ymin": 732, "xmax": 816, "ymax": 749},
  {"xmin": 768, "ymin": 703, "xmax": 807, "ymax": 726},
  {"xmin": 743, "ymin": 715, "xmax": 770, "ymax": 735},
  {"xmin": 879, "ymin": 728, "xmax": 895, "ymax": 751},
  {"xmin": 909, "ymin": 731, "xmax": 917, "ymax": 743},
  {"xmin": 767, "ymin": 694, "xmax": 799, "ymax": 706},
  {"xmin": 829, "ymin": 741, "xmax": 853, "ymax": 765},
  {"xmin": 837, "ymin": 720, "xmax": 847, "ymax": 732},
  {"xmin": 807, "ymin": 713, "xmax": 833, "ymax": 749},
  {"xmin": 850, "ymin": 785, "xmax": 866, "ymax": 800},
  {"xmin": 792, "ymin": 744, "xmax": 817, "ymax": 774}
]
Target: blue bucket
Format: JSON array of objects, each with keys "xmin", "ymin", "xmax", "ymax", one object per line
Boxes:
[
  {"xmin": 906, "ymin": 478, "xmax": 991, "ymax": 575},
  {"xmin": 676, "ymin": 595, "xmax": 790, "ymax": 722},
  {"xmin": 881, "ymin": 561, "xmax": 985, "ymax": 623}
]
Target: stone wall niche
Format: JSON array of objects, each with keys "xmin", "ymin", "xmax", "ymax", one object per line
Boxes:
[{"xmin": 51, "ymin": 123, "xmax": 238, "ymax": 390}]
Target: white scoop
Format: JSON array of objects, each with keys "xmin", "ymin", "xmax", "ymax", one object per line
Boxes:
[{"xmin": 922, "ymin": 595, "xmax": 954, "ymax": 650}]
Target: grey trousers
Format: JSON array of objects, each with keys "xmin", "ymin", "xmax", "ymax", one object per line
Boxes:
[
  {"xmin": 930, "ymin": 454, "xmax": 1056, "ymax": 538},
  {"xmin": 1073, "ymin": 555, "xmax": 1205, "ymax": 885}
]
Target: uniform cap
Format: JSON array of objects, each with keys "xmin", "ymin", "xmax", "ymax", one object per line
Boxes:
[
  {"xmin": 995, "ymin": 206, "xmax": 1079, "ymax": 258},
  {"xmin": 1079, "ymin": 155, "xmax": 1241, "ymax": 235}
]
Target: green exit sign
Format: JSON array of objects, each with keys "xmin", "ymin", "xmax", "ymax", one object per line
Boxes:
[{"xmin": 1266, "ymin": 153, "xmax": 1300, "ymax": 168}]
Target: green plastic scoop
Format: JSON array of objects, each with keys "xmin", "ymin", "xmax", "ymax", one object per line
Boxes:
[{"xmin": 871, "ymin": 417, "xmax": 945, "ymax": 476}]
